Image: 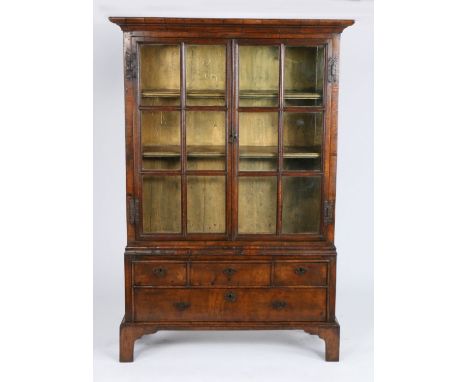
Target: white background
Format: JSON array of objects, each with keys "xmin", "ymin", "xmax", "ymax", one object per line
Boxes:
[
  {"xmin": 94, "ymin": 1, "xmax": 373, "ymax": 381},
  {"xmin": 2, "ymin": 1, "xmax": 467, "ymax": 382}
]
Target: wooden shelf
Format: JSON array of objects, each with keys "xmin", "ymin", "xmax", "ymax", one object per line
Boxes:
[
  {"xmin": 143, "ymin": 145, "xmax": 224, "ymax": 158},
  {"xmin": 141, "ymin": 89, "xmax": 225, "ymax": 99},
  {"xmin": 240, "ymin": 146, "xmax": 320, "ymax": 159},
  {"xmin": 141, "ymin": 89, "xmax": 321, "ymax": 100},
  {"xmin": 142, "ymin": 145, "xmax": 320, "ymax": 159}
]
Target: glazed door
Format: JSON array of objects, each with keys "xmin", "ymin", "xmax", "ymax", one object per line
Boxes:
[
  {"xmin": 136, "ymin": 41, "xmax": 231, "ymax": 239},
  {"xmin": 133, "ymin": 39, "xmax": 329, "ymax": 240},
  {"xmin": 234, "ymin": 42, "xmax": 327, "ymax": 239}
]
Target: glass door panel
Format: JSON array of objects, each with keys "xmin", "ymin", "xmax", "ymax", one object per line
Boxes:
[
  {"xmin": 186, "ymin": 45, "xmax": 226, "ymax": 106},
  {"xmin": 239, "ymin": 112, "xmax": 278, "ymax": 171},
  {"xmin": 239, "ymin": 46, "xmax": 279, "ymax": 107},
  {"xmin": 282, "ymin": 177, "xmax": 321, "ymax": 233},
  {"xmin": 138, "ymin": 42, "xmax": 229, "ymax": 238},
  {"xmin": 238, "ymin": 177, "xmax": 277, "ymax": 234},
  {"xmin": 187, "ymin": 176, "xmax": 226, "ymax": 233},
  {"xmin": 142, "ymin": 176, "xmax": 181, "ymax": 233},
  {"xmin": 141, "ymin": 111, "xmax": 180, "ymax": 170},
  {"xmin": 186, "ymin": 111, "xmax": 225, "ymax": 170},
  {"xmin": 284, "ymin": 46, "xmax": 324, "ymax": 106},
  {"xmin": 283, "ymin": 112, "xmax": 323, "ymax": 171},
  {"xmin": 140, "ymin": 45, "xmax": 180, "ymax": 106}
]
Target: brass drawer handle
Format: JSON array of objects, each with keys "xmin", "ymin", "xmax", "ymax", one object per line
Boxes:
[
  {"xmin": 152, "ymin": 267, "xmax": 167, "ymax": 277},
  {"xmin": 223, "ymin": 268, "xmax": 237, "ymax": 277},
  {"xmin": 271, "ymin": 300, "xmax": 287, "ymax": 310},
  {"xmin": 173, "ymin": 302, "xmax": 190, "ymax": 311},
  {"xmin": 225, "ymin": 291, "xmax": 237, "ymax": 302},
  {"xmin": 294, "ymin": 266, "xmax": 307, "ymax": 275}
]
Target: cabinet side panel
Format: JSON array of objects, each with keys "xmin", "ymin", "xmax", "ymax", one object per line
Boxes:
[
  {"xmin": 124, "ymin": 254, "xmax": 134, "ymax": 321},
  {"xmin": 327, "ymin": 256, "xmax": 336, "ymax": 321},
  {"xmin": 325, "ymin": 34, "xmax": 341, "ymax": 243},
  {"xmin": 124, "ymin": 33, "xmax": 137, "ymax": 242}
]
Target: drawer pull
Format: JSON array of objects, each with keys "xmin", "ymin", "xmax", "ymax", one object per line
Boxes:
[
  {"xmin": 294, "ymin": 266, "xmax": 308, "ymax": 275},
  {"xmin": 223, "ymin": 268, "xmax": 237, "ymax": 277},
  {"xmin": 224, "ymin": 291, "xmax": 237, "ymax": 302},
  {"xmin": 173, "ymin": 302, "xmax": 190, "ymax": 311},
  {"xmin": 271, "ymin": 300, "xmax": 287, "ymax": 310},
  {"xmin": 152, "ymin": 267, "xmax": 167, "ymax": 277}
]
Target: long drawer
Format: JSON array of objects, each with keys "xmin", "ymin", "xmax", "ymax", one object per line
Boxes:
[{"xmin": 133, "ymin": 288, "xmax": 327, "ymax": 322}]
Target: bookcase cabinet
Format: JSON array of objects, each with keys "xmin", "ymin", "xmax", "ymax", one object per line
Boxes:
[{"xmin": 110, "ymin": 17, "xmax": 353, "ymax": 362}]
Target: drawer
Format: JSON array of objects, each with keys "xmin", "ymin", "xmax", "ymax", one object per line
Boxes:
[
  {"xmin": 273, "ymin": 262, "xmax": 328, "ymax": 286},
  {"xmin": 190, "ymin": 262, "xmax": 270, "ymax": 286},
  {"xmin": 133, "ymin": 261, "xmax": 187, "ymax": 286},
  {"xmin": 133, "ymin": 288, "xmax": 327, "ymax": 322}
]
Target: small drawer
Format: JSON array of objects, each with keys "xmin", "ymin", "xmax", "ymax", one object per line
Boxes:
[
  {"xmin": 273, "ymin": 262, "xmax": 328, "ymax": 286},
  {"xmin": 133, "ymin": 261, "xmax": 187, "ymax": 286},
  {"xmin": 133, "ymin": 287, "xmax": 327, "ymax": 322},
  {"xmin": 191, "ymin": 262, "xmax": 270, "ymax": 286}
]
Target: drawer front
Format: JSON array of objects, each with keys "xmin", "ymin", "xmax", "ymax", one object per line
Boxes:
[
  {"xmin": 191, "ymin": 262, "xmax": 270, "ymax": 286},
  {"xmin": 134, "ymin": 288, "xmax": 327, "ymax": 322},
  {"xmin": 273, "ymin": 262, "xmax": 328, "ymax": 286},
  {"xmin": 133, "ymin": 262, "xmax": 187, "ymax": 286}
]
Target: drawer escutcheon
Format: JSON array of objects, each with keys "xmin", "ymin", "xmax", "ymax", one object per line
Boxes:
[
  {"xmin": 271, "ymin": 300, "xmax": 288, "ymax": 310},
  {"xmin": 152, "ymin": 267, "xmax": 167, "ymax": 277},
  {"xmin": 294, "ymin": 266, "xmax": 308, "ymax": 275},
  {"xmin": 223, "ymin": 268, "xmax": 237, "ymax": 277},
  {"xmin": 173, "ymin": 302, "xmax": 190, "ymax": 311},
  {"xmin": 225, "ymin": 291, "xmax": 237, "ymax": 302}
]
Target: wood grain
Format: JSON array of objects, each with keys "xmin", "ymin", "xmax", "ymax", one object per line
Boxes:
[
  {"xmin": 186, "ymin": 44, "xmax": 226, "ymax": 106},
  {"xmin": 140, "ymin": 44, "xmax": 180, "ymax": 106},
  {"xmin": 238, "ymin": 177, "xmax": 277, "ymax": 233},
  {"xmin": 187, "ymin": 176, "xmax": 226, "ymax": 233},
  {"xmin": 239, "ymin": 45, "xmax": 279, "ymax": 107},
  {"xmin": 142, "ymin": 176, "xmax": 181, "ymax": 233},
  {"xmin": 134, "ymin": 287, "xmax": 327, "ymax": 322},
  {"xmin": 190, "ymin": 262, "xmax": 271, "ymax": 286}
]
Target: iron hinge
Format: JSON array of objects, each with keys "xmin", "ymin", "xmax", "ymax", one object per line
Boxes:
[
  {"xmin": 328, "ymin": 57, "xmax": 338, "ymax": 83},
  {"xmin": 128, "ymin": 197, "xmax": 139, "ymax": 225},
  {"xmin": 125, "ymin": 52, "xmax": 137, "ymax": 80},
  {"xmin": 324, "ymin": 200, "xmax": 335, "ymax": 225}
]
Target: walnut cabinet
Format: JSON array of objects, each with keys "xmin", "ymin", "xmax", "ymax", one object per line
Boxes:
[{"xmin": 110, "ymin": 17, "xmax": 353, "ymax": 362}]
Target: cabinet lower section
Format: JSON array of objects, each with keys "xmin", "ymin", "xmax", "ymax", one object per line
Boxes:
[
  {"xmin": 121, "ymin": 250, "xmax": 339, "ymax": 362},
  {"xmin": 134, "ymin": 287, "xmax": 327, "ymax": 322}
]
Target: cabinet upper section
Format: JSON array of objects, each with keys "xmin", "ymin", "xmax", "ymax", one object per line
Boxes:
[
  {"xmin": 110, "ymin": 18, "xmax": 353, "ymax": 245},
  {"xmin": 109, "ymin": 17, "xmax": 354, "ymax": 38}
]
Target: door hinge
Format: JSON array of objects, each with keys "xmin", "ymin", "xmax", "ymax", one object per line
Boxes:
[
  {"xmin": 324, "ymin": 200, "xmax": 335, "ymax": 225},
  {"xmin": 128, "ymin": 197, "xmax": 139, "ymax": 225},
  {"xmin": 125, "ymin": 52, "xmax": 137, "ymax": 80},
  {"xmin": 328, "ymin": 57, "xmax": 338, "ymax": 83}
]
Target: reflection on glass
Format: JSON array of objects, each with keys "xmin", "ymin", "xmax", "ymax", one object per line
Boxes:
[
  {"xmin": 283, "ymin": 113, "xmax": 322, "ymax": 171},
  {"xmin": 238, "ymin": 177, "xmax": 277, "ymax": 234},
  {"xmin": 239, "ymin": 46, "xmax": 279, "ymax": 107},
  {"xmin": 186, "ymin": 45, "xmax": 226, "ymax": 106},
  {"xmin": 187, "ymin": 176, "xmax": 225, "ymax": 233},
  {"xmin": 284, "ymin": 46, "xmax": 324, "ymax": 106},
  {"xmin": 186, "ymin": 112, "xmax": 225, "ymax": 170},
  {"xmin": 141, "ymin": 111, "xmax": 180, "ymax": 170},
  {"xmin": 140, "ymin": 45, "xmax": 180, "ymax": 106},
  {"xmin": 239, "ymin": 112, "xmax": 278, "ymax": 171},
  {"xmin": 143, "ymin": 176, "xmax": 181, "ymax": 233},
  {"xmin": 282, "ymin": 177, "xmax": 321, "ymax": 233}
]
